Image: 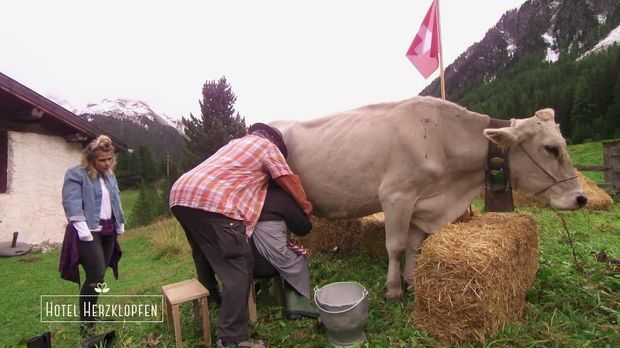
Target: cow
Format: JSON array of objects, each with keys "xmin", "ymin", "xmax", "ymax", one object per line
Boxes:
[{"xmin": 271, "ymin": 96, "xmax": 587, "ymax": 301}]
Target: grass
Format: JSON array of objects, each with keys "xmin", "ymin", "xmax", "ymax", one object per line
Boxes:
[
  {"xmin": 0, "ymin": 220, "xmax": 197, "ymax": 348},
  {"xmin": 0, "ymin": 143, "xmax": 618, "ymax": 347},
  {"xmin": 568, "ymin": 141, "xmax": 605, "ymax": 184},
  {"xmin": 120, "ymin": 189, "xmax": 139, "ymax": 225}
]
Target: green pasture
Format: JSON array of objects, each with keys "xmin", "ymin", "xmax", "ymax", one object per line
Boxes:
[{"xmin": 0, "ymin": 143, "xmax": 617, "ymax": 347}]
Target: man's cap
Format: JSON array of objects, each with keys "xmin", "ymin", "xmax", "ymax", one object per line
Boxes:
[{"xmin": 248, "ymin": 123, "xmax": 288, "ymax": 158}]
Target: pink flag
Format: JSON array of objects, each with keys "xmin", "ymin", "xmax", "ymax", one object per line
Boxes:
[{"xmin": 406, "ymin": 0, "xmax": 440, "ymax": 79}]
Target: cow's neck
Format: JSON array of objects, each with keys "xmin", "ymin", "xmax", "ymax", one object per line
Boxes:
[
  {"xmin": 426, "ymin": 113, "xmax": 505, "ymax": 209},
  {"xmin": 433, "ymin": 110, "xmax": 496, "ymax": 175}
]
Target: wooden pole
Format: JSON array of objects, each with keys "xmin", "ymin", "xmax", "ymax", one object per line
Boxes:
[
  {"xmin": 436, "ymin": 0, "xmax": 446, "ymax": 100},
  {"xmin": 166, "ymin": 151, "xmax": 170, "ymax": 177}
]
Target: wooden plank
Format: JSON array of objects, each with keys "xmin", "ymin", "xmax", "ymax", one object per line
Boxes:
[{"xmin": 603, "ymin": 140, "xmax": 620, "ymax": 189}]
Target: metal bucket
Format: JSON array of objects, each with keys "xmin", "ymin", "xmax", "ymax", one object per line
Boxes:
[{"xmin": 314, "ymin": 282, "xmax": 368, "ymax": 347}]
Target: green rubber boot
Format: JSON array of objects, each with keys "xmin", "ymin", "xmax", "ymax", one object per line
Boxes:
[{"xmin": 283, "ymin": 281, "xmax": 320, "ymax": 320}]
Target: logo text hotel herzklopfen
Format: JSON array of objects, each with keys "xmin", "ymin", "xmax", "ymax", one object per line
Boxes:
[{"xmin": 41, "ymin": 283, "xmax": 164, "ymax": 323}]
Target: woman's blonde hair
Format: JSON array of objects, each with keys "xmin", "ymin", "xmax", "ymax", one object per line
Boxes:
[{"xmin": 81, "ymin": 135, "xmax": 116, "ymax": 179}]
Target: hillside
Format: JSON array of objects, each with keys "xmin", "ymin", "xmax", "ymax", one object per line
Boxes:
[
  {"xmin": 420, "ymin": 0, "xmax": 620, "ymax": 143},
  {"xmin": 76, "ymin": 99, "xmax": 185, "ymax": 161},
  {"xmin": 422, "ymin": 0, "xmax": 620, "ymax": 100}
]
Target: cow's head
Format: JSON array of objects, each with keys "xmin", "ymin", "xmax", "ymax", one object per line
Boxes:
[{"xmin": 484, "ymin": 108, "xmax": 587, "ymax": 210}]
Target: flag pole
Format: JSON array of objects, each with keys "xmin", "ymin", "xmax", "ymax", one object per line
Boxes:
[{"xmin": 436, "ymin": 0, "xmax": 446, "ymax": 100}]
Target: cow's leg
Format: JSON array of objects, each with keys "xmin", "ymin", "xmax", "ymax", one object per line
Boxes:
[
  {"xmin": 382, "ymin": 197, "xmax": 415, "ymax": 302},
  {"xmin": 403, "ymin": 225, "xmax": 427, "ymax": 293}
]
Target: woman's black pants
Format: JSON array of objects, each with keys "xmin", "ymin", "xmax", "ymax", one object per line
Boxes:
[{"xmin": 78, "ymin": 233, "xmax": 115, "ymax": 321}]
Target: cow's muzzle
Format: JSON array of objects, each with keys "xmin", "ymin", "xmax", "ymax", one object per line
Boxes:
[
  {"xmin": 576, "ymin": 195, "xmax": 588, "ymax": 207},
  {"xmin": 518, "ymin": 144, "xmax": 578, "ymax": 196}
]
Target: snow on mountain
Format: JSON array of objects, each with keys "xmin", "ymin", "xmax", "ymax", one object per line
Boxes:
[
  {"xmin": 76, "ymin": 98, "xmax": 183, "ymax": 132},
  {"xmin": 579, "ymin": 23, "xmax": 620, "ymax": 60},
  {"xmin": 46, "ymin": 93, "xmax": 78, "ymax": 113},
  {"xmin": 542, "ymin": 32, "xmax": 560, "ymax": 63}
]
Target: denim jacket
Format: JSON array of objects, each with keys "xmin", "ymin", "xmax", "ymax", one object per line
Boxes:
[{"xmin": 62, "ymin": 165, "xmax": 126, "ymax": 230}]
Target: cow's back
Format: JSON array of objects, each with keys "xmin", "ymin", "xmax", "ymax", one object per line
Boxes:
[{"xmin": 273, "ymin": 107, "xmax": 391, "ymax": 218}]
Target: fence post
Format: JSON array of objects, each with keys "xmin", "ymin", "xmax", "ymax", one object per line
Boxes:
[{"xmin": 603, "ymin": 139, "xmax": 620, "ymax": 192}]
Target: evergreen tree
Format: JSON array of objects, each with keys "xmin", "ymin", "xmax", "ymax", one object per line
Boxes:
[
  {"xmin": 131, "ymin": 180, "xmax": 163, "ymax": 227},
  {"xmin": 114, "ymin": 146, "xmax": 161, "ymax": 189},
  {"xmin": 132, "ymin": 181, "xmax": 153, "ymax": 227},
  {"xmin": 115, "ymin": 153, "xmax": 133, "ymax": 190},
  {"xmin": 571, "ymin": 76, "xmax": 595, "ymax": 143},
  {"xmin": 159, "ymin": 176, "xmax": 174, "ymax": 217},
  {"xmin": 136, "ymin": 145, "xmax": 160, "ymax": 183},
  {"xmin": 605, "ymin": 73, "xmax": 620, "ymax": 139},
  {"xmin": 182, "ymin": 76, "xmax": 247, "ymax": 170},
  {"xmin": 180, "ymin": 114, "xmax": 208, "ymax": 171},
  {"xmin": 459, "ymin": 45, "xmax": 620, "ymax": 143}
]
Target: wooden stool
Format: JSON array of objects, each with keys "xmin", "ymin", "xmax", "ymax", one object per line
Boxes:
[
  {"xmin": 248, "ymin": 276, "xmax": 284, "ymax": 323},
  {"xmin": 162, "ymin": 279, "xmax": 211, "ymax": 348},
  {"xmin": 248, "ymin": 281, "xmax": 258, "ymax": 323}
]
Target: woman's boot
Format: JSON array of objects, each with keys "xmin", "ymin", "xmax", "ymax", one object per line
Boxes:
[{"xmin": 282, "ymin": 281, "xmax": 319, "ymax": 320}]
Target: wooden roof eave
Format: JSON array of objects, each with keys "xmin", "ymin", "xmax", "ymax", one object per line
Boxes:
[{"xmin": 0, "ymin": 73, "xmax": 128, "ymax": 152}]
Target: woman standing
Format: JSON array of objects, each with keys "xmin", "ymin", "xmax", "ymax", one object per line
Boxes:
[{"xmin": 59, "ymin": 135, "xmax": 125, "ymax": 335}]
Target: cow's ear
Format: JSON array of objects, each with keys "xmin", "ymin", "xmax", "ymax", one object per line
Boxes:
[
  {"xmin": 535, "ymin": 108, "xmax": 555, "ymax": 121},
  {"xmin": 483, "ymin": 127, "xmax": 518, "ymax": 148}
]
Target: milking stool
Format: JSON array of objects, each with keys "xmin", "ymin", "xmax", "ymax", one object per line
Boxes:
[
  {"xmin": 161, "ymin": 279, "xmax": 211, "ymax": 348},
  {"xmin": 248, "ymin": 276, "xmax": 284, "ymax": 323}
]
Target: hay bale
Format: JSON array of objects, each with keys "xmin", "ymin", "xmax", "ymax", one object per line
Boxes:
[
  {"xmin": 512, "ymin": 171, "xmax": 613, "ymax": 211},
  {"xmin": 512, "ymin": 190, "xmax": 545, "ymax": 208},
  {"xmin": 298, "ymin": 207, "xmax": 479, "ymax": 257},
  {"xmin": 576, "ymin": 172, "xmax": 613, "ymax": 211},
  {"xmin": 453, "ymin": 205, "xmax": 479, "ymax": 223},
  {"xmin": 358, "ymin": 213, "xmax": 387, "ymax": 257},
  {"xmin": 298, "ymin": 213, "xmax": 386, "ymax": 256},
  {"xmin": 412, "ymin": 213, "xmax": 539, "ymax": 344}
]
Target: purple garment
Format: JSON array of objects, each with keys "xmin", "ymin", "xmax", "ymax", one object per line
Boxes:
[{"xmin": 59, "ymin": 219, "xmax": 122, "ymax": 285}]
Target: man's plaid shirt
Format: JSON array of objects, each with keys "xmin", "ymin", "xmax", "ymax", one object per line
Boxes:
[{"xmin": 169, "ymin": 135, "xmax": 293, "ymax": 233}]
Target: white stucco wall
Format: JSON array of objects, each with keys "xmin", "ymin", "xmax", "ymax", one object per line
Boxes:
[{"xmin": 0, "ymin": 132, "xmax": 82, "ymax": 244}]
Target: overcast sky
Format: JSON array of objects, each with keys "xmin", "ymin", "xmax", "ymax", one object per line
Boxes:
[{"xmin": 0, "ymin": 0, "xmax": 527, "ymax": 126}]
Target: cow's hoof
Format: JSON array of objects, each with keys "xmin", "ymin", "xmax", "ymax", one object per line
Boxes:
[{"xmin": 384, "ymin": 289, "xmax": 403, "ymax": 302}]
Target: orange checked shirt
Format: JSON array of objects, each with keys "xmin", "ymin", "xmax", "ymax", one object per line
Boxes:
[{"xmin": 169, "ymin": 135, "xmax": 293, "ymax": 235}]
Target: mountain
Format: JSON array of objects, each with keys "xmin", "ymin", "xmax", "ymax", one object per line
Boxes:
[
  {"xmin": 421, "ymin": 0, "xmax": 620, "ymax": 101},
  {"xmin": 75, "ymin": 98, "xmax": 185, "ymax": 161},
  {"xmin": 77, "ymin": 98, "xmax": 183, "ymax": 132},
  {"xmin": 579, "ymin": 24, "xmax": 620, "ymax": 59}
]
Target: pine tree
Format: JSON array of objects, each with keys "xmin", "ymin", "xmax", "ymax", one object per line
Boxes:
[
  {"xmin": 458, "ymin": 45, "xmax": 620, "ymax": 143},
  {"xmin": 571, "ymin": 76, "xmax": 595, "ymax": 143},
  {"xmin": 136, "ymin": 145, "xmax": 160, "ymax": 183},
  {"xmin": 114, "ymin": 146, "xmax": 161, "ymax": 189},
  {"xmin": 181, "ymin": 113, "xmax": 210, "ymax": 170},
  {"xmin": 604, "ymin": 73, "xmax": 620, "ymax": 139},
  {"xmin": 159, "ymin": 176, "xmax": 174, "ymax": 217},
  {"xmin": 131, "ymin": 180, "xmax": 163, "ymax": 227},
  {"xmin": 132, "ymin": 181, "xmax": 153, "ymax": 227},
  {"xmin": 182, "ymin": 76, "xmax": 247, "ymax": 169},
  {"xmin": 115, "ymin": 153, "xmax": 132, "ymax": 190}
]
